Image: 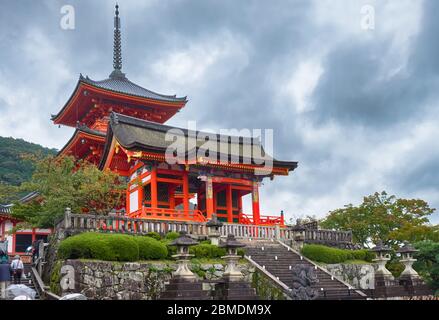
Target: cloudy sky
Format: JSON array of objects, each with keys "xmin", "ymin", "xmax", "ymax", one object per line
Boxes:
[{"xmin": 0, "ymin": 0, "xmax": 438, "ymax": 223}]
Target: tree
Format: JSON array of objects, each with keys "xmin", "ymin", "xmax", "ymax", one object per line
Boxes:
[
  {"xmin": 11, "ymin": 156, "xmax": 126, "ymax": 228},
  {"xmin": 0, "ymin": 183, "xmax": 20, "ymax": 204},
  {"xmin": 320, "ymin": 191, "xmax": 437, "ymax": 247},
  {"xmin": 413, "ymin": 241, "xmax": 439, "ymax": 294}
]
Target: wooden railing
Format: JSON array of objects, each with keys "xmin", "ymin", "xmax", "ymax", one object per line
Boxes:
[
  {"xmin": 135, "ymin": 207, "xmax": 207, "ymax": 222},
  {"xmin": 238, "ymin": 213, "xmax": 285, "ymax": 226}
]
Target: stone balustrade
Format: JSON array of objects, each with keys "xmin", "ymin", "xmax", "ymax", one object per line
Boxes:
[
  {"xmin": 304, "ymin": 229, "xmax": 353, "ymax": 244},
  {"xmin": 58, "ymin": 209, "xmax": 352, "ymax": 245}
]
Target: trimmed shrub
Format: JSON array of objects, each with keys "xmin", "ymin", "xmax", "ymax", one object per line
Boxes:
[
  {"xmin": 104, "ymin": 234, "xmax": 139, "ymax": 262},
  {"xmin": 301, "ymin": 244, "xmax": 373, "ymax": 264},
  {"xmin": 189, "ymin": 244, "xmax": 226, "ymax": 259},
  {"xmin": 58, "ymin": 232, "xmax": 117, "ymax": 261},
  {"xmin": 134, "ymin": 236, "xmax": 168, "ymax": 260},
  {"xmin": 161, "ymin": 239, "xmax": 177, "ymax": 258},
  {"xmin": 58, "ymin": 232, "xmax": 167, "ymax": 262},
  {"xmin": 145, "ymin": 232, "xmax": 161, "ymax": 241},
  {"xmin": 165, "ymin": 231, "xmax": 180, "ymax": 241}
]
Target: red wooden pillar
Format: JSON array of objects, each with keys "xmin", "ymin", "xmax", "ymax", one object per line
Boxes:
[
  {"xmin": 196, "ymin": 187, "xmax": 201, "ymax": 212},
  {"xmin": 32, "ymin": 228, "xmax": 36, "ymax": 243},
  {"xmin": 226, "ymin": 185, "xmax": 233, "ymax": 223},
  {"xmin": 205, "ymin": 176, "xmax": 214, "ymax": 219},
  {"xmin": 183, "ymin": 171, "xmax": 189, "ymax": 218},
  {"xmin": 252, "ymin": 181, "xmax": 260, "ymax": 225},
  {"xmin": 151, "ymin": 166, "xmax": 158, "ymax": 211},
  {"xmin": 1, "ymin": 221, "xmax": 5, "ymax": 241},
  {"xmin": 169, "ymin": 185, "xmax": 176, "ymax": 210},
  {"xmin": 137, "ymin": 184, "xmax": 144, "ymax": 215},
  {"xmin": 125, "ymin": 189, "xmax": 130, "ymax": 216}
]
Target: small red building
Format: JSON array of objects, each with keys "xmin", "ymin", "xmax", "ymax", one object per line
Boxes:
[{"xmin": 0, "ymin": 194, "xmax": 51, "ymax": 259}]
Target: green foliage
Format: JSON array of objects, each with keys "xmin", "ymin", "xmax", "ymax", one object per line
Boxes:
[
  {"xmin": 0, "ymin": 136, "xmax": 57, "ymax": 187},
  {"xmin": 251, "ymin": 271, "xmax": 286, "ymax": 300},
  {"xmin": 386, "ymin": 259, "xmax": 404, "ymax": 278},
  {"xmin": 11, "ymin": 156, "xmax": 126, "ymax": 228},
  {"xmin": 413, "ymin": 240, "xmax": 439, "ymax": 291},
  {"xmin": 104, "ymin": 234, "xmax": 139, "ymax": 262},
  {"xmin": 165, "ymin": 231, "xmax": 180, "ymax": 240},
  {"xmin": 134, "ymin": 236, "xmax": 168, "ymax": 260},
  {"xmin": 189, "ymin": 244, "xmax": 226, "ymax": 259},
  {"xmin": 58, "ymin": 232, "xmax": 167, "ymax": 262},
  {"xmin": 320, "ymin": 191, "xmax": 437, "ymax": 247},
  {"xmin": 49, "ymin": 260, "xmax": 63, "ymax": 295},
  {"xmin": 145, "ymin": 232, "xmax": 162, "ymax": 241},
  {"xmin": 301, "ymin": 244, "xmax": 374, "ymax": 264},
  {"xmin": 161, "ymin": 239, "xmax": 177, "ymax": 258},
  {"xmin": 190, "ymin": 263, "xmax": 206, "ymax": 278}
]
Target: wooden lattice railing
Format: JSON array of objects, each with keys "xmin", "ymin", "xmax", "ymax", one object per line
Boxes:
[{"xmin": 129, "ymin": 207, "xmax": 206, "ymax": 222}]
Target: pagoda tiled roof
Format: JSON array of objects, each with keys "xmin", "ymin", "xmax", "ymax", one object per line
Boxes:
[
  {"xmin": 100, "ymin": 113, "xmax": 298, "ymax": 172},
  {"xmin": 79, "ymin": 74, "xmax": 187, "ymax": 103},
  {"xmin": 57, "ymin": 125, "xmax": 106, "ymax": 156}
]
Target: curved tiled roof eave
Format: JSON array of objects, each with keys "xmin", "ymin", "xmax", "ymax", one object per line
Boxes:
[{"xmin": 80, "ymin": 74, "xmax": 188, "ymax": 103}]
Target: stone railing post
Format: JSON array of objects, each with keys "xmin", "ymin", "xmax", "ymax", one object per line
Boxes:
[
  {"xmin": 275, "ymin": 225, "xmax": 281, "ymax": 240},
  {"xmin": 64, "ymin": 207, "xmax": 72, "ymax": 229}
]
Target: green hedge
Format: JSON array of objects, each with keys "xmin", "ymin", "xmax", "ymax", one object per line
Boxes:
[
  {"xmin": 145, "ymin": 232, "xmax": 161, "ymax": 241},
  {"xmin": 134, "ymin": 236, "xmax": 167, "ymax": 260},
  {"xmin": 301, "ymin": 244, "xmax": 374, "ymax": 264},
  {"xmin": 189, "ymin": 244, "xmax": 226, "ymax": 258},
  {"xmin": 58, "ymin": 232, "xmax": 167, "ymax": 262},
  {"xmin": 165, "ymin": 231, "xmax": 180, "ymax": 241}
]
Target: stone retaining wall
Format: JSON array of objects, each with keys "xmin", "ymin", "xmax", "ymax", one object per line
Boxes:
[
  {"xmin": 56, "ymin": 260, "xmax": 255, "ymax": 300},
  {"xmin": 324, "ymin": 263, "xmax": 376, "ymax": 290}
]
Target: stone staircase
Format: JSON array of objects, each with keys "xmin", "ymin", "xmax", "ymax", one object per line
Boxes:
[
  {"xmin": 8, "ymin": 264, "xmax": 40, "ymax": 300},
  {"xmin": 245, "ymin": 240, "xmax": 367, "ymax": 300}
]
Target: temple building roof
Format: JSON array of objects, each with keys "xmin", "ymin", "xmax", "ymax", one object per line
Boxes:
[
  {"xmin": 100, "ymin": 112, "xmax": 298, "ymax": 173},
  {"xmin": 0, "ymin": 204, "xmax": 12, "ymax": 215},
  {"xmin": 79, "ymin": 74, "xmax": 187, "ymax": 103}
]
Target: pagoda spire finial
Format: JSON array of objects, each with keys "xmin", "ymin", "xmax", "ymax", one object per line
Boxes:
[{"xmin": 110, "ymin": 3, "xmax": 126, "ymax": 79}]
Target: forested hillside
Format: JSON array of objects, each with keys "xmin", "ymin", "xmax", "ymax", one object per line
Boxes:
[{"xmin": 0, "ymin": 136, "xmax": 57, "ymax": 186}]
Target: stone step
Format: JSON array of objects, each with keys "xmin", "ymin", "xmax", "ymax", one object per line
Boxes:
[{"xmin": 245, "ymin": 243, "xmax": 367, "ymax": 300}]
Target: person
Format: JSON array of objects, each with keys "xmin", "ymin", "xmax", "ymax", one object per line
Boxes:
[
  {"xmin": 0, "ymin": 250, "xmax": 10, "ymax": 299},
  {"xmin": 10, "ymin": 255, "xmax": 24, "ymax": 285}
]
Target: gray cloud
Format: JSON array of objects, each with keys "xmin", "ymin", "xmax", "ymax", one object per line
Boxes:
[{"xmin": 0, "ymin": 0, "xmax": 438, "ymax": 223}]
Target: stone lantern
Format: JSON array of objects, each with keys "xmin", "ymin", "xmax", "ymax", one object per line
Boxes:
[
  {"xmin": 290, "ymin": 219, "xmax": 306, "ymax": 250},
  {"xmin": 219, "ymin": 234, "xmax": 245, "ymax": 281},
  {"xmin": 370, "ymin": 241, "xmax": 394, "ymax": 280},
  {"xmin": 206, "ymin": 213, "xmax": 223, "ymax": 246},
  {"xmin": 170, "ymin": 231, "xmax": 199, "ymax": 281},
  {"xmin": 397, "ymin": 242, "xmax": 420, "ymax": 280}
]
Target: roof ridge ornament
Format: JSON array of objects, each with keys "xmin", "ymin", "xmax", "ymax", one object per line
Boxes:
[{"xmin": 109, "ymin": 3, "xmax": 126, "ymax": 80}]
